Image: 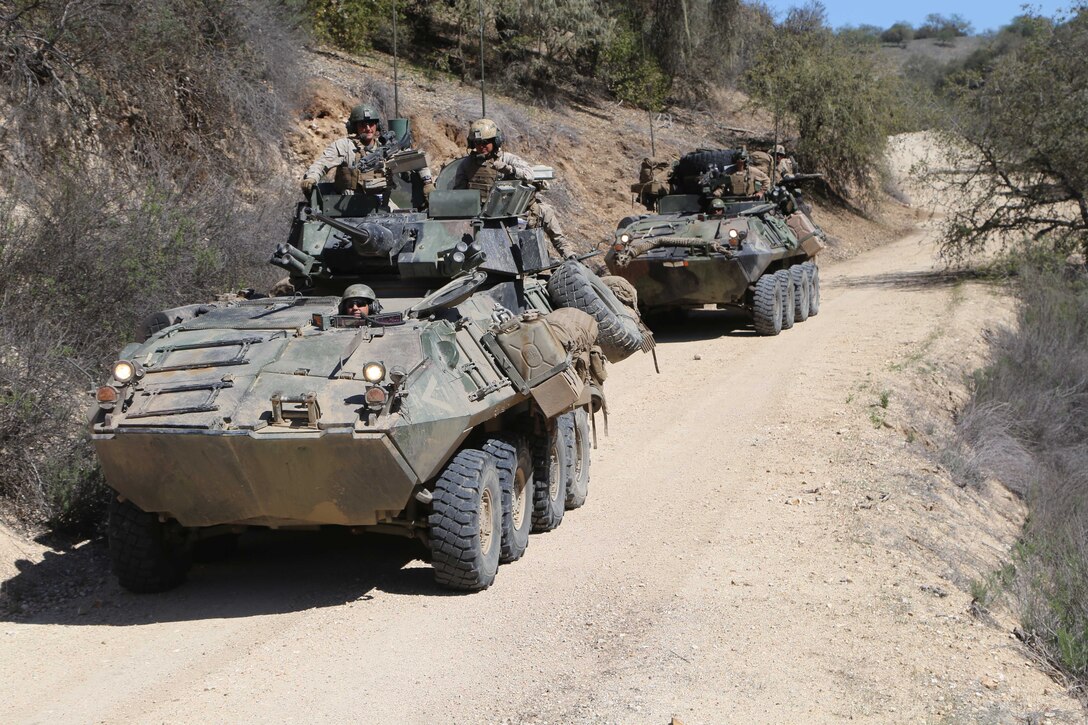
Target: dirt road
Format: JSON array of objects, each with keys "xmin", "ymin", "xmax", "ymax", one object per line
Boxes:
[{"xmin": 1, "ymin": 230, "xmax": 1081, "ymax": 723}]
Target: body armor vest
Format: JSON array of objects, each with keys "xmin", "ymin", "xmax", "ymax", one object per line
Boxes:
[
  {"xmin": 334, "ymin": 138, "xmax": 386, "ymax": 193},
  {"xmin": 466, "ymin": 158, "xmax": 503, "ymax": 201}
]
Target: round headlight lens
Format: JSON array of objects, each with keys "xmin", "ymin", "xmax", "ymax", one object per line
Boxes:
[
  {"xmin": 363, "ymin": 362, "xmax": 385, "ymax": 383},
  {"xmin": 619, "ymin": 233, "xmax": 631, "ymax": 244},
  {"xmin": 728, "ymin": 229, "xmax": 739, "ymax": 239},
  {"xmin": 112, "ymin": 360, "xmax": 136, "ymax": 383}
]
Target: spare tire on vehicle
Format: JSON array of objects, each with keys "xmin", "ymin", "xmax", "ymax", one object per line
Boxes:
[
  {"xmin": 671, "ymin": 148, "xmax": 739, "ymax": 194},
  {"xmin": 547, "ymin": 261, "xmax": 644, "ymax": 362}
]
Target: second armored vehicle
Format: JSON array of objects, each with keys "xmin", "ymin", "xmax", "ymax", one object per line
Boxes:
[{"xmin": 608, "ymin": 148, "xmax": 825, "ymax": 334}]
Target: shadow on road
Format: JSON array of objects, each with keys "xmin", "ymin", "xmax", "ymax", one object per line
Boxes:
[
  {"xmin": 832, "ymin": 268, "xmax": 992, "ymax": 291},
  {"xmin": 646, "ymin": 307, "xmax": 762, "ymax": 343},
  {"xmin": 0, "ymin": 528, "xmax": 465, "ymax": 626}
]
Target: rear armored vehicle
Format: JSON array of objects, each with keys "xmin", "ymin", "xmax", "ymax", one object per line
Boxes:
[
  {"xmin": 608, "ymin": 148, "xmax": 826, "ymax": 334},
  {"xmin": 91, "ymin": 126, "xmax": 646, "ymax": 593}
]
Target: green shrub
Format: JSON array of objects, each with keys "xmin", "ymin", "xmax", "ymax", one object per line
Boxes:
[{"xmin": 743, "ymin": 13, "xmax": 905, "ymax": 200}]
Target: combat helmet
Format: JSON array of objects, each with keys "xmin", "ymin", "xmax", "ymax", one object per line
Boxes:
[
  {"xmin": 467, "ymin": 118, "xmax": 504, "ymax": 150},
  {"xmin": 346, "ymin": 104, "xmax": 382, "ymax": 134},
  {"xmin": 340, "ymin": 283, "xmax": 378, "ymax": 314},
  {"xmin": 773, "ymin": 144, "xmax": 786, "ymax": 155}
]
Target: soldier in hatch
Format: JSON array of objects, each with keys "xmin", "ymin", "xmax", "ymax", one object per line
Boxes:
[
  {"xmin": 300, "ymin": 103, "xmax": 435, "ymax": 201},
  {"xmin": 339, "ymin": 283, "xmax": 381, "ymax": 318},
  {"xmin": 450, "ymin": 118, "xmax": 576, "ymax": 260},
  {"xmin": 772, "ymin": 144, "xmax": 797, "ymax": 179},
  {"xmin": 728, "ymin": 149, "xmax": 771, "ymax": 198}
]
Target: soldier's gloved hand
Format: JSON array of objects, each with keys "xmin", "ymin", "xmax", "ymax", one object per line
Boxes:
[
  {"xmin": 489, "ymin": 159, "xmax": 513, "ymax": 174},
  {"xmin": 300, "ymin": 177, "xmax": 316, "ymax": 196}
]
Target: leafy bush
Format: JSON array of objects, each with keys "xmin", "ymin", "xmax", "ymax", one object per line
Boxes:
[
  {"xmin": 0, "ymin": 0, "xmax": 304, "ymax": 531},
  {"xmin": 880, "ymin": 22, "xmax": 914, "ymax": 45},
  {"xmin": 599, "ymin": 22, "xmax": 671, "ymax": 109}
]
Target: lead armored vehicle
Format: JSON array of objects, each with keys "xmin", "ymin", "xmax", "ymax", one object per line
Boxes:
[
  {"xmin": 91, "ymin": 133, "xmax": 638, "ymax": 593},
  {"xmin": 608, "ymin": 148, "xmax": 825, "ymax": 334}
]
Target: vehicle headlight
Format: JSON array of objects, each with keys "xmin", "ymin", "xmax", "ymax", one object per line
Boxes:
[
  {"xmin": 619, "ymin": 233, "xmax": 631, "ymax": 244},
  {"xmin": 112, "ymin": 360, "xmax": 137, "ymax": 383},
  {"xmin": 362, "ymin": 362, "xmax": 386, "ymax": 383}
]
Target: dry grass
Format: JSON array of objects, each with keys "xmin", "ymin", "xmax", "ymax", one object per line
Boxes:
[{"xmin": 954, "ymin": 259, "xmax": 1088, "ymax": 697}]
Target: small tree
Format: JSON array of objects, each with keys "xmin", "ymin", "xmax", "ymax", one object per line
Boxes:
[
  {"xmin": 881, "ymin": 21, "xmax": 914, "ymax": 45},
  {"xmin": 745, "ymin": 8, "xmax": 902, "ymax": 201},
  {"xmin": 934, "ymin": 8, "xmax": 1088, "ymax": 260}
]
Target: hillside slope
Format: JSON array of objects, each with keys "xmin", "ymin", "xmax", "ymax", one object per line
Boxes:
[{"xmin": 289, "ymin": 48, "xmax": 919, "ymax": 260}]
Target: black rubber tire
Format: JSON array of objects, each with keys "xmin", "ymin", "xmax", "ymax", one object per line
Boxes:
[
  {"xmin": 548, "ymin": 261, "xmax": 643, "ymax": 362},
  {"xmin": 804, "ymin": 261, "xmax": 821, "ymax": 316},
  {"xmin": 775, "ymin": 269, "xmax": 796, "ymax": 330},
  {"xmin": 565, "ymin": 408, "xmax": 591, "ymax": 510},
  {"xmin": 672, "ymin": 149, "xmax": 737, "ymax": 193},
  {"xmin": 790, "ymin": 264, "xmax": 811, "ymax": 322},
  {"xmin": 752, "ymin": 273, "xmax": 783, "ymax": 336},
  {"xmin": 429, "ymin": 449, "xmax": 503, "ymax": 591},
  {"xmin": 482, "ymin": 436, "xmax": 535, "ymax": 564},
  {"xmin": 531, "ymin": 417, "xmax": 568, "ymax": 532},
  {"xmin": 108, "ymin": 497, "xmax": 192, "ymax": 593}
]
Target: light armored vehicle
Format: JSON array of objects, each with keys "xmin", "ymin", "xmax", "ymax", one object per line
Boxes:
[
  {"xmin": 91, "ymin": 135, "xmax": 641, "ymax": 593},
  {"xmin": 607, "ymin": 148, "xmax": 826, "ymax": 335}
]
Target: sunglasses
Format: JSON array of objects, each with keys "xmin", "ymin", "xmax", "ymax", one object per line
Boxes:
[{"xmin": 345, "ymin": 299, "xmax": 370, "ymax": 308}]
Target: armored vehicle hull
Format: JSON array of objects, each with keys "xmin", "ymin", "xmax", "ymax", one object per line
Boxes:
[
  {"xmin": 93, "ymin": 171, "xmax": 633, "ymax": 593},
  {"xmin": 607, "ymin": 194, "xmax": 825, "ymax": 335}
]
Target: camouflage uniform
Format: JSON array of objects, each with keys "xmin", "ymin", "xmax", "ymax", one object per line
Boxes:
[
  {"xmin": 303, "ymin": 136, "xmax": 435, "ymax": 199},
  {"xmin": 452, "ymin": 151, "xmax": 573, "ymax": 259},
  {"xmin": 776, "ymin": 155, "xmax": 797, "ymax": 179},
  {"xmin": 729, "ymin": 164, "xmax": 772, "ymax": 197}
]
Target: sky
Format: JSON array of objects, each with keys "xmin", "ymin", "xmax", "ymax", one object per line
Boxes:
[{"xmin": 760, "ymin": 0, "xmax": 1073, "ymax": 33}]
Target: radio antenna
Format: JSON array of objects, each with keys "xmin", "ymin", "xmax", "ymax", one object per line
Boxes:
[
  {"xmin": 478, "ymin": 0, "xmax": 486, "ymax": 116},
  {"xmin": 648, "ymin": 108, "xmax": 656, "ymax": 157},
  {"xmin": 772, "ymin": 113, "xmax": 779, "ymax": 187},
  {"xmin": 392, "ymin": 0, "xmax": 400, "ymax": 118}
]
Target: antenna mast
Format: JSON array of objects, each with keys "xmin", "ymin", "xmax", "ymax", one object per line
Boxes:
[
  {"xmin": 478, "ymin": 0, "xmax": 486, "ymax": 116},
  {"xmin": 393, "ymin": 0, "xmax": 400, "ymax": 118},
  {"xmin": 648, "ymin": 108, "xmax": 656, "ymax": 157}
]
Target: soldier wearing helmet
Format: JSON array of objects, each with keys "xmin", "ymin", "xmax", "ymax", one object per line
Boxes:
[
  {"xmin": 772, "ymin": 144, "xmax": 797, "ymax": 179},
  {"xmin": 339, "ymin": 283, "xmax": 380, "ymax": 318},
  {"xmin": 451, "ymin": 118, "xmax": 576, "ymax": 259},
  {"xmin": 707, "ymin": 197, "xmax": 727, "ymax": 217},
  {"xmin": 728, "ymin": 148, "xmax": 771, "ymax": 198},
  {"xmin": 300, "ymin": 103, "xmax": 435, "ymax": 201}
]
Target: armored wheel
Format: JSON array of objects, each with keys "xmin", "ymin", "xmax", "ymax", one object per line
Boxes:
[
  {"xmin": 804, "ymin": 261, "xmax": 821, "ymax": 316},
  {"xmin": 548, "ymin": 261, "xmax": 643, "ymax": 362},
  {"xmin": 564, "ymin": 408, "xmax": 591, "ymax": 510},
  {"xmin": 751, "ymin": 273, "xmax": 783, "ymax": 336},
  {"xmin": 531, "ymin": 416, "xmax": 569, "ymax": 532},
  {"xmin": 429, "ymin": 448, "xmax": 503, "ymax": 591},
  {"xmin": 482, "ymin": 436, "xmax": 535, "ymax": 564},
  {"xmin": 790, "ymin": 265, "xmax": 811, "ymax": 322},
  {"xmin": 775, "ymin": 269, "xmax": 796, "ymax": 330},
  {"xmin": 108, "ymin": 496, "xmax": 193, "ymax": 593}
]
